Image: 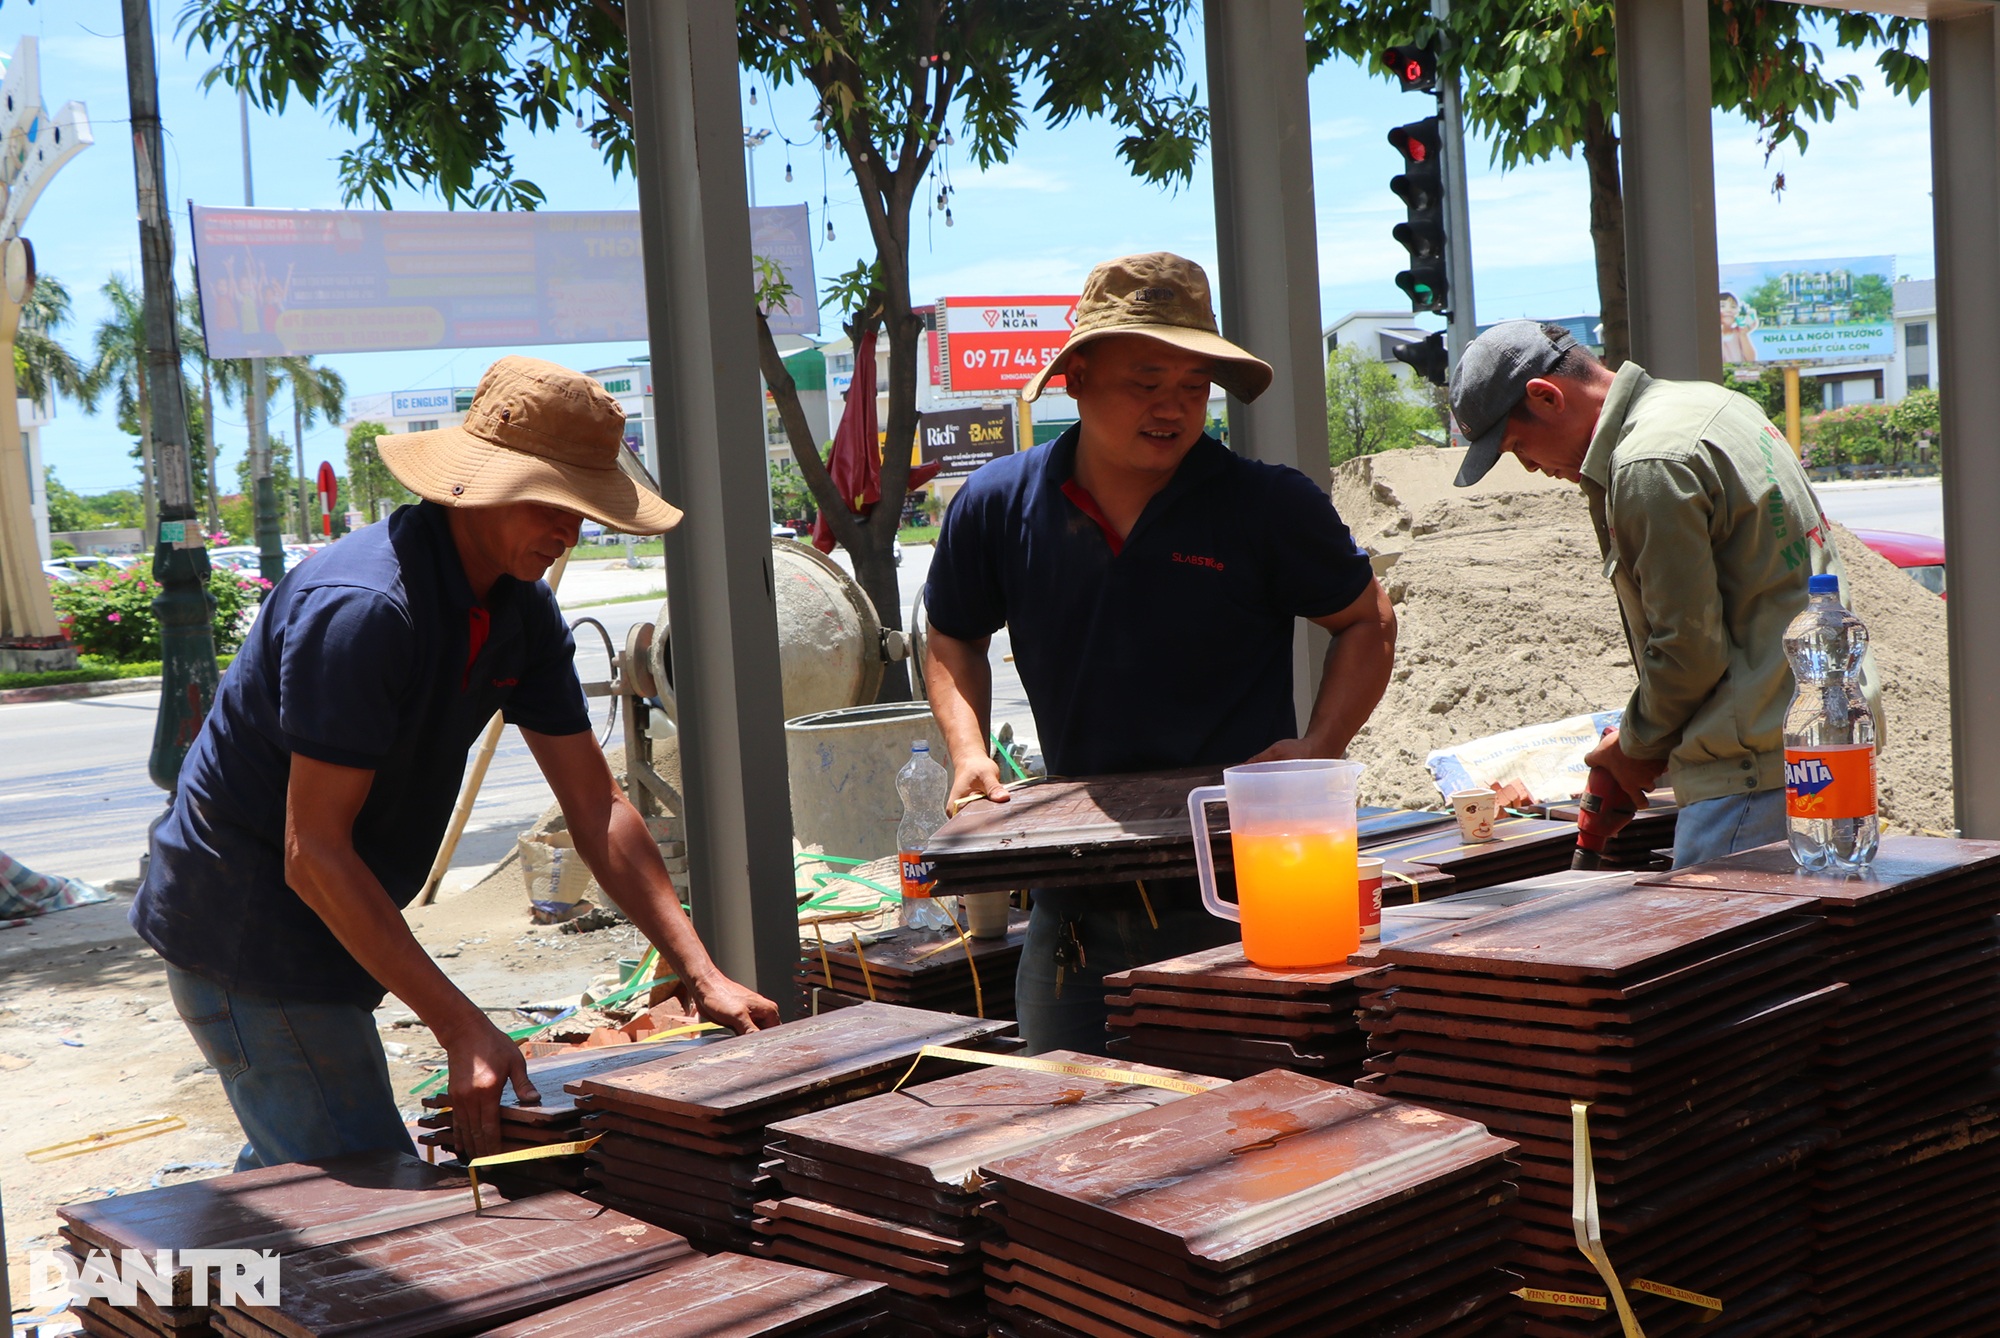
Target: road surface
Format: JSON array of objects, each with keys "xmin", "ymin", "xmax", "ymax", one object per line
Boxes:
[
  {"xmin": 0, "ymin": 546, "xmax": 1030, "ymax": 889},
  {"xmin": 1815, "ymin": 478, "xmax": 1943, "ymax": 540}
]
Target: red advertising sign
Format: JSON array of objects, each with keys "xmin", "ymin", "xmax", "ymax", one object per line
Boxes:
[{"xmin": 937, "ymin": 295, "xmax": 1078, "ymax": 393}]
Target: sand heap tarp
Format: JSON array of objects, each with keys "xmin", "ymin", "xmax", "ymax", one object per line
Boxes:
[{"xmin": 1331, "ymin": 446, "xmax": 1954, "ymax": 834}]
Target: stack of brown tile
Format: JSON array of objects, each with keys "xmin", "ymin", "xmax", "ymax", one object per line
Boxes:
[
  {"xmin": 1358, "ymin": 877, "xmax": 1844, "ymax": 1336},
  {"xmin": 569, "ymin": 1002, "xmax": 1013, "ymax": 1250},
  {"xmin": 978, "ymin": 1069, "xmax": 1522, "ymax": 1337},
  {"xmin": 464, "ymin": 1251, "xmax": 888, "ymax": 1337},
  {"xmin": 414, "ymin": 1035, "xmax": 718, "ymax": 1189},
  {"xmin": 1367, "ymin": 816, "xmax": 1583, "ymax": 895},
  {"xmin": 795, "ymin": 911, "xmax": 1029, "ymax": 1019},
  {"xmin": 58, "ymin": 1153, "xmax": 477, "ymax": 1338},
  {"xmin": 1640, "ymin": 837, "xmax": 2000, "ymax": 1337},
  {"xmin": 758, "ymin": 1052, "xmax": 1225, "ymax": 1337},
  {"xmin": 1099, "ymin": 943, "xmax": 1379, "ymax": 1082},
  {"xmin": 206, "ymin": 1190, "xmax": 689, "ymax": 1337}
]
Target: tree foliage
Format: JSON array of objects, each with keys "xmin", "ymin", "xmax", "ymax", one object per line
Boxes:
[
  {"xmin": 1325, "ymin": 346, "xmax": 1438, "ymax": 466},
  {"xmin": 18, "ymin": 273, "xmax": 87, "ymax": 407},
  {"xmin": 1305, "ymin": 2, "xmax": 1927, "ymax": 366},
  {"xmin": 345, "ymin": 418, "xmax": 412, "ymax": 520}
]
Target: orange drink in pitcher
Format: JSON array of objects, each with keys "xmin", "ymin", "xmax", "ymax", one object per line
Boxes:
[{"xmin": 1189, "ymin": 760, "xmax": 1365, "ymax": 969}]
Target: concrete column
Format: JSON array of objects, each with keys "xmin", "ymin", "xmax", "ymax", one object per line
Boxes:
[
  {"xmin": 1206, "ymin": 0, "xmax": 1331, "ymax": 729},
  {"xmin": 626, "ymin": 1, "xmax": 799, "ymax": 1005},
  {"xmin": 1613, "ymin": 0, "xmax": 1722, "ymax": 382},
  {"xmin": 1930, "ymin": 13, "xmax": 2000, "ymax": 838}
]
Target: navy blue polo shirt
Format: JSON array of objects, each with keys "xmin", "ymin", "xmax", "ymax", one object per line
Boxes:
[
  {"xmin": 132, "ymin": 501, "xmax": 591, "ymax": 1006},
  {"xmin": 924, "ymin": 426, "xmax": 1374, "ymax": 776}
]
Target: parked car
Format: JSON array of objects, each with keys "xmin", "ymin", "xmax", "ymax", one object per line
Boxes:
[
  {"xmin": 54, "ymin": 554, "xmax": 136, "ymax": 576},
  {"xmin": 209, "ymin": 546, "xmax": 264, "ymax": 575},
  {"xmin": 42, "ymin": 560, "xmax": 82, "ymax": 584},
  {"xmin": 772, "ymin": 522, "xmax": 796, "ymax": 540},
  {"xmin": 1850, "ymin": 528, "xmax": 1945, "ymax": 597}
]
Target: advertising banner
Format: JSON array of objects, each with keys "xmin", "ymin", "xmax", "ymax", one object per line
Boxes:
[
  {"xmin": 190, "ymin": 204, "xmax": 819, "ymax": 358},
  {"xmin": 1717, "ymin": 255, "xmax": 1896, "ymax": 366},
  {"xmin": 919, "ymin": 405, "xmax": 1016, "ymax": 480},
  {"xmin": 937, "ymin": 295, "xmax": 1077, "ymax": 393}
]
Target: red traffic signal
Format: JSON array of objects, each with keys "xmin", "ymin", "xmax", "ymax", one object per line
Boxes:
[
  {"xmin": 1382, "ymin": 43, "xmax": 1438, "ymax": 95},
  {"xmin": 1387, "ymin": 118, "xmax": 1442, "ymax": 169}
]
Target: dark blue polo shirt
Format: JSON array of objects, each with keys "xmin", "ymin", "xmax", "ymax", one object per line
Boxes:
[
  {"xmin": 924, "ymin": 427, "xmax": 1374, "ymax": 776},
  {"xmin": 132, "ymin": 501, "xmax": 591, "ymax": 1006}
]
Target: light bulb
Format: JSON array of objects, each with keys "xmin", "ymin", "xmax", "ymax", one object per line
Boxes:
[
  {"xmin": 945, "ymin": 208, "xmax": 954, "ymax": 227},
  {"xmin": 749, "ymin": 88, "xmax": 758, "ymax": 105},
  {"xmin": 785, "ymin": 163, "xmax": 793, "ymax": 182},
  {"xmin": 826, "ymin": 221, "xmax": 836, "ymax": 241}
]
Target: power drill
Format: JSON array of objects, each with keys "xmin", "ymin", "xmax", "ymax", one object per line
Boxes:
[{"xmin": 1571, "ymin": 764, "xmax": 1639, "ymax": 870}]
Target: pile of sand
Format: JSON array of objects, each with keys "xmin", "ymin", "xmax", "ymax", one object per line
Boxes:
[{"xmin": 1336, "ymin": 447, "xmax": 1955, "ymax": 834}]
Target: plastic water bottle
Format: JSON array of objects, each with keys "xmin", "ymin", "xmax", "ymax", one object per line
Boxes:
[
  {"xmin": 1783, "ymin": 574, "xmax": 1879, "ymax": 871},
  {"xmin": 896, "ymin": 741, "xmax": 955, "ymax": 931}
]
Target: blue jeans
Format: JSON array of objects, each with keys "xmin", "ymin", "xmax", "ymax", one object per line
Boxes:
[
  {"xmin": 1014, "ymin": 881, "xmax": 1239, "ymax": 1056},
  {"xmin": 1671, "ymin": 789, "xmax": 1788, "ymax": 869},
  {"xmin": 167, "ymin": 964, "xmax": 415, "ymax": 1170}
]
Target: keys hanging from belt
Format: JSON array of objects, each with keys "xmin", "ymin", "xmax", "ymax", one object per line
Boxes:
[{"xmin": 1052, "ymin": 919, "xmax": 1086, "ymax": 999}]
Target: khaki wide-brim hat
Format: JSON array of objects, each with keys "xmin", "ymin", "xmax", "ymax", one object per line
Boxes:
[
  {"xmin": 1022, "ymin": 251, "xmax": 1274, "ymax": 404},
  {"xmin": 378, "ymin": 356, "xmax": 682, "ymax": 534}
]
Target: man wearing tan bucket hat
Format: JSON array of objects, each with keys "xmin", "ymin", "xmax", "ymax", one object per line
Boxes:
[
  {"xmin": 134, "ymin": 356, "xmax": 777, "ymax": 1169},
  {"xmin": 924, "ymin": 253, "xmax": 1398, "ymax": 1054}
]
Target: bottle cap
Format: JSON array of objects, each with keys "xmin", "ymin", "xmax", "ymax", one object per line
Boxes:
[
  {"xmin": 1808, "ymin": 574, "xmax": 1841, "ymax": 596},
  {"xmin": 911, "ymin": 740, "xmax": 928, "ymax": 752}
]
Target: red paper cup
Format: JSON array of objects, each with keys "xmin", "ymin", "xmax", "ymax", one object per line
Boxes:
[{"xmin": 1357, "ymin": 857, "xmax": 1385, "ymax": 942}]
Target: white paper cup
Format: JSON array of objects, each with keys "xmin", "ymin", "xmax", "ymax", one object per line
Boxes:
[
  {"xmin": 1449, "ymin": 789, "xmax": 1500, "ymax": 843},
  {"xmin": 962, "ymin": 890, "xmax": 1012, "ymax": 940}
]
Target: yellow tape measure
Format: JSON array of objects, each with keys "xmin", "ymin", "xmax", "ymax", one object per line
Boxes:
[
  {"xmin": 1515, "ymin": 1288, "xmax": 1607, "ymax": 1312},
  {"xmin": 466, "ymin": 1134, "xmax": 602, "ymax": 1211},
  {"xmin": 1632, "ymin": 1278, "xmax": 1724, "ymax": 1316},
  {"xmin": 892, "ymin": 1044, "xmax": 1214, "ymax": 1096}
]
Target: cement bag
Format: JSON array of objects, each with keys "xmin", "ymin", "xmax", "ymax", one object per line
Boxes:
[
  {"xmin": 1426, "ymin": 710, "xmax": 1621, "ymax": 805},
  {"xmin": 520, "ymin": 831, "xmax": 596, "ymax": 924}
]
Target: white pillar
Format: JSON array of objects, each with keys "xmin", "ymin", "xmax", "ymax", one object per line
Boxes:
[
  {"xmin": 1614, "ymin": 0, "xmax": 1722, "ymax": 382},
  {"xmin": 626, "ymin": 1, "xmax": 799, "ymax": 1003},
  {"xmin": 1930, "ymin": 12, "xmax": 2000, "ymax": 837}
]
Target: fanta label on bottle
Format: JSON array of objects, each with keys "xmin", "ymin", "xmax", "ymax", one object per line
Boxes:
[
  {"xmin": 899, "ymin": 851, "xmax": 936, "ymax": 900},
  {"xmin": 1784, "ymin": 743, "xmax": 1877, "ymax": 821}
]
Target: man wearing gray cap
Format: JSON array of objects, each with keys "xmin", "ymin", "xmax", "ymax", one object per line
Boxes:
[{"xmin": 1449, "ymin": 321, "xmax": 1878, "ymax": 867}]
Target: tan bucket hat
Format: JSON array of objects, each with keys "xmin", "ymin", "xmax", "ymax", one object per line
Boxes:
[
  {"xmin": 1022, "ymin": 252, "xmax": 1273, "ymax": 404},
  {"xmin": 377, "ymin": 356, "xmax": 682, "ymax": 534}
]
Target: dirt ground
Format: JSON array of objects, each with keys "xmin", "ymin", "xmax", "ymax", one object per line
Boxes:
[{"xmin": 0, "ymin": 860, "xmax": 644, "ymax": 1315}]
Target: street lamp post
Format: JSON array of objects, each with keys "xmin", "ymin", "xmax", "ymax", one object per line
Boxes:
[
  {"xmin": 123, "ymin": 0, "xmax": 221, "ymax": 790},
  {"xmin": 239, "ymin": 89, "xmax": 284, "ymax": 585}
]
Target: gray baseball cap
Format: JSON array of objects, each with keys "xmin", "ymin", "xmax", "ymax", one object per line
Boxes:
[{"xmin": 1449, "ymin": 320, "xmax": 1580, "ymax": 486}]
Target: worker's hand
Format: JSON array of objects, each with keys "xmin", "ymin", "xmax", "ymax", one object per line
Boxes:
[
  {"xmin": 1247, "ymin": 737, "xmax": 1334, "ymax": 764},
  {"xmin": 440, "ymin": 1014, "xmax": 540, "ymax": 1164},
  {"xmin": 948, "ymin": 754, "xmax": 1009, "ymax": 816},
  {"xmin": 1583, "ymin": 728, "xmax": 1666, "ymax": 808},
  {"xmin": 687, "ymin": 969, "xmax": 780, "ymax": 1035}
]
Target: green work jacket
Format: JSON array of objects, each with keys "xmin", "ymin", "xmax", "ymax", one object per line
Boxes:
[{"xmin": 1579, "ymin": 363, "xmax": 1883, "ymax": 806}]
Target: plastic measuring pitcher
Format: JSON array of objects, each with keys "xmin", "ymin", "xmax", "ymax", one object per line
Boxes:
[{"xmin": 1188, "ymin": 759, "xmax": 1365, "ymax": 969}]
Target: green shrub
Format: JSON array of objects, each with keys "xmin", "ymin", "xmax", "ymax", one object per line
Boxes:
[
  {"xmin": 1802, "ymin": 403, "xmax": 1893, "ymax": 469},
  {"xmin": 50, "ymin": 537, "xmax": 77, "ymax": 558},
  {"xmin": 51, "ymin": 562, "xmax": 270, "ymax": 662}
]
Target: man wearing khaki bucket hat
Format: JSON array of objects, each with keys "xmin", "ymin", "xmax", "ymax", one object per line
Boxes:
[
  {"xmin": 134, "ymin": 356, "xmax": 777, "ymax": 1169},
  {"xmin": 924, "ymin": 253, "xmax": 1399, "ymax": 1054}
]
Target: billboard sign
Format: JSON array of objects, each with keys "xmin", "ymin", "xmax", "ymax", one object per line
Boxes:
[
  {"xmin": 919, "ymin": 405, "xmax": 1017, "ymax": 480},
  {"xmin": 190, "ymin": 204, "xmax": 819, "ymax": 358},
  {"xmin": 937, "ymin": 295, "xmax": 1077, "ymax": 393},
  {"xmin": 1717, "ymin": 255, "xmax": 1896, "ymax": 366},
  {"xmin": 751, "ymin": 203, "xmax": 819, "ymax": 336}
]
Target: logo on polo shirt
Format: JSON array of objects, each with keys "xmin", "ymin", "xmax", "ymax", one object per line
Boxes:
[
  {"xmin": 492, "ymin": 677, "xmax": 520, "ymax": 689},
  {"xmin": 1172, "ymin": 552, "xmax": 1225, "ymax": 572}
]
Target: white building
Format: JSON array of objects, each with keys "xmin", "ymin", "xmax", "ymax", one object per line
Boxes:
[{"xmin": 1321, "ymin": 309, "xmax": 1441, "ymax": 385}]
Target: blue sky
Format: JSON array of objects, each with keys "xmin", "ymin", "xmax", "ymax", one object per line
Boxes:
[{"xmin": 25, "ymin": 2, "xmax": 1936, "ymax": 494}]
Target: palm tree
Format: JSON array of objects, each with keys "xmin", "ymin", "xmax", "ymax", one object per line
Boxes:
[
  {"xmin": 180, "ymin": 290, "xmax": 235, "ymax": 534},
  {"xmin": 17, "ymin": 273, "xmax": 87, "ymax": 408},
  {"xmin": 270, "ymin": 356, "xmax": 347, "ymax": 539},
  {"xmin": 79, "ymin": 275, "xmax": 154, "ymax": 544}
]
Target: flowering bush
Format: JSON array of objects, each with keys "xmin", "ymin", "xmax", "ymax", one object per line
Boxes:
[{"xmin": 51, "ymin": 561, "xmax": 271, "ymax": 662}]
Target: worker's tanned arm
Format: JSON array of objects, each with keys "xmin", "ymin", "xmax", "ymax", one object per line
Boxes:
[
  {"xmin": 523, "ymin": 728, "xmax": 778, "ymax": 1033},
  {"xmin": 925, "ymin": 627, "xmax": 1010, "ymax": 810},
  {"xmin": 284, "ymin": 755, "xmax": 536, "ymax": 1163},
  {"xmin": 1251, "ymin": 577, "xmax": 1398, "ymax": 763}
]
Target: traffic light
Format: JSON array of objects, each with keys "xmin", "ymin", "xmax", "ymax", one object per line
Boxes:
[
  {"xmin": 1388, "ymin": 118, "xmax": 1448, "ymax": 314},
  {"xmin": 1381, "ymin": 44, "xmax": 1437, "ymax": 94},
  {"xmin": 1393, "ymin": 332, "xmax": 1449, "ymax": 387}
]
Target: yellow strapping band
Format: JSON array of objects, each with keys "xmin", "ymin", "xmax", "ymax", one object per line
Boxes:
[
  {"xmin": 813, "ymin": 920, "xmax": 835, "ymax": 989},
  {"xmin": 638, "ymin": 1021, "xmax": 724, "ymax": 1045},
  {"xmin": 850, "ymin": 931, "xmax": 877, "ymax": 1001},
  {"xmin": 1572, "ymin": 1102, "xmax": 1647, "ymax": 1338},
  {"xmin": 1387, "ymin": 870, "xmax": 1423, "ymax": 903},
  {"xmin": 1632, "ymin": 1278, "xmax": 1723, "ymax": 1316},
  {"xmin": 892, "ymin": 1044, "xmax": 1213, "ymax": 1096},
  {"xmin": 934, "ymin": 901, "xmax": 985, "ymax": 1019},
  {"xmin": 26, "ymin": 1116, "xmax": 187, "ymax": 1163},
  {"xmin": 467, "ymin": 1134, "xmax": 602, "ymax": 1212},
  {"xmin": 1515, "ymin": 1288, "xmax": 1608, "ymax": 1312},
  {"xmin": 1135, "ymin": 879, "xmax": 1159, "ymax": 930}
]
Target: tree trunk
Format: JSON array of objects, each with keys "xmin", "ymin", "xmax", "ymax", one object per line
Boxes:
[
  {"xmin": 1582, "ymin": 105, "xmax": 1629, "ymax": 370},
  {"xmin": 201, "ymin": 363, "xmax": 221, "ymax": 534}
]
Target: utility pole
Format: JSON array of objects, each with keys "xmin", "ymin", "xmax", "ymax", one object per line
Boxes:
[
  {"xmin": 1433, "ymin": 0, "xmax": 1477, "ymax": 362},
  {"xmin": 240, "ymin": 89, "xmax": 284, "ymax": 585},
  {"xmin": 123, "ymin": 0, "xmax": 220, "ymax": 790}
]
